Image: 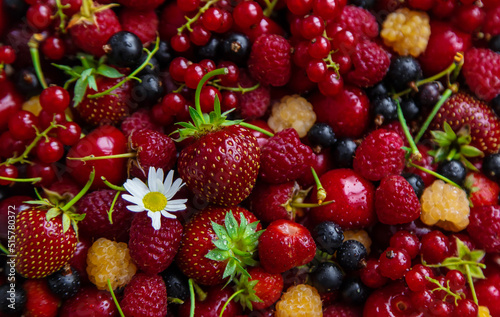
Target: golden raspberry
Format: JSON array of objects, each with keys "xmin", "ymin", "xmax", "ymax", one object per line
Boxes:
[
  {"xmin": 86, "ymin": 238, "xmax": 137, "ymax": 290},
  {"xmin": 268, "ymin": 95, "xmax": 316, "ymax": 138},
  {"xmin": 343, "ymin": 229, "xmax": 372, "ymax": 254},
  {"xmin": 22, "ymin": 96, "xmax": 42, "ymax": 116},
  {"xmin": 420, "ymin": 180, "xmax": 470, "ymax": 232},
  {"xmin": 275, "ymin": 284, "xmax": 323, "ymax": 317},
  {"xmin": 380, "ymin": 8, "xmax": 431, "ymax": 57},
  {"xmin": 479, "ymin": 306, "xmax": 492, "ymax": 317}
]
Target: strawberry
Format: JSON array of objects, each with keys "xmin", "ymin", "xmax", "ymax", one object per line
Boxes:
[
  {"xmin": 176, "ymin": 206, "xmax": 262, "ymax": 285},
  {"xmin": 258, "ymin": 219, "xmax": 316, "ymax": 274},
  {"xmin": 128, "ymin": 212, "xmax": 183, "ymax": 275},
  {"xmin": 375, "ymin": 175, "xmax": 421, "ymax": 225},
  {"xmin": 233, "ymin": 266, "xmax": 284, "ymax": 311},
  {"xmin": 23, "ymin": 279, "xmax": 60, "ymax": 317},
  {"xmin": 177, "ymin": 285, "xmax": 243, "ymax": 317},
  {"xmin": 464, "ymin": 172, "xmax": 500, "ymax": 208},
  {"xmin": 429, "ymin": 92, "xmax": 500, "ymax": 154},
  {"xmin": 120, "ymin": 273, "xmax": 168, "ymax": 317}
]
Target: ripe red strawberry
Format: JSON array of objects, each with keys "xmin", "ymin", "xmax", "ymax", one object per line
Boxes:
[
  {"xmin": 66, "ymin": 125, "xmax": 128, "ymax": 190},
  {"xmin": 68, "ymin": 0, "xmax": 122, "ymax": 56},
  {"xmin": 176, "ymin": 206, "xmax": 262, "ymax": 285},
  {"xmin": 429, "ymin": 92, "xmax": 500, "ymax": 154},
  {"xmin": 59, "ymin": 286, "xmax": 118, "ymax": 316},
  {"xmin": 248, "ymin": 34, "xmax": 292, "ymax": 87},
  {"xmin": 120, "ymin": 273, "xmax": 168, "ymax": 317},
  {"xmin": 353, "ymin": 129, "xmax": 406, "ymax": 181},
  {"xmin": 467, "ymin": 205, "xmax": 500, "ymax": 253},
  {"xmin": 346, "ymin": 41, "xmax": 390, "ymax": 88},
  {"xmin": 259, "ymin": 128, "xmax": 314, "ymax": 183},
  {"xmin": 177, "ymin": 285, "xmax": 243, "ymax": 317},
  {"xmin": 464, "ymin": 172, "xmax": 500, "ymax": 208},
  {"xmin": 76, "ymin": 76, "xmax": 132, "ymax": 126},
  {"xmin": 23, "ymin": 279, "xmax": 60, "ymax": 317},
  {"xmin": 311, "ymin": 168, "xmax": 376, "ymax": 230},
  {"xmin": 375, "ymin": 175, "xmax": 421, "ymax": 225},
  {"xmin": 462, "ymin": 48, "xmax": 500, "ymax": 102},
  {"xmin": 129, "ymin": 128, "xmax": 177, "ymax": 179},
  {"xmin": 233, "ymin": 266, "xmax": 284, "ymax": 311},
  {"xmin": 119, "ymin": 8, "xmax": 159, "ymax": 44},
  {"xmin": 128, "ymin": 212, "xmax": 183, "ymax": 275},
  {"xmin": 258, "ymin": 219, "xmax": 316, "ymax": 274},
  {"xmin": 248, "ymin": 180, "xmax": 301, "ymax": 223}
]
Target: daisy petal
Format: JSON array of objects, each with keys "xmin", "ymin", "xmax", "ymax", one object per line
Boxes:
[
  {"xmin": 121, "ymin": 194, "xmax": 143, "ymax": 206},
  {"xmin": 161, "ymin": 210, "xmax": 176, "ymax": 219},
  {"xmin": 124, "ymin": 178, "xmax": 149, "ymax": 198},
  {"xmin": 165, "ymin": 178, "xmax": 184, "ymax": 199},
  {"xmin": 165, "ymin": 204, "xmax": 187, "ymax": 212},
  {"xmin": 148, "ymin": 210, "xmax": 162, "ymax": 230},
  {"xmin": 127, "ymin": 205, "xmax": 146, "ymax": 212},
  {"xmin": 148, "ymin": 167, "xmax": 158, "ymax": 192}
]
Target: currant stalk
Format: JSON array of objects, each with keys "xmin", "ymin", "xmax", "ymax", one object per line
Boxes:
[{"xmin": 28, "ymin": 33, "xmax": 48, "ymax": 89}]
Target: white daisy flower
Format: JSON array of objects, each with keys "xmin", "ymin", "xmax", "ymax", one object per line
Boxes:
[{"xmin": 122, "ymin": 167, "xmax": 187, "ymax": 230}]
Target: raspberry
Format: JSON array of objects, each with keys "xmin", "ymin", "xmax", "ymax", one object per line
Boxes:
[
  {"xmin": 381, "ymin": 8, "xmax": 431, "ymax": 57},
  {"xmin": 259, "ymin": 128, "xmax": 315, "ymax": 183},
  {"xmin": 353, "ymin": 129, "xmax": 406, "ymax": 181},
  {"xmin": 467, "ymin": 205, "xmax": 500, "ymax": 253},
  {"xmin": 462, "ymin": 48, "xmax": 500, "ymax": 102},
  {"xmin": 343, "ymin": 229, "xmax": 372, "ymax": 254},
  {"xmin": 267, "ymin": 95, "xmax": 317, "ymax": 138},
  {"xmin": 86, "ymin": 238, "xmax": 137, "ymax": 290},
  {"xmin": 76, "ymin": 189, "xmax": 134, "ymax": 241},
  {"xmin": 335, "ymin": 5, "xmax": 378, "ymax": 41},
  {"xmin": 375, "ymin": 175, "xmax": 421, "ymax": 225},
  {"xmin": 237, "ymin": 71, "xmax": 271, "ymax": 120},
  {"xmin": 120, "ymin": 273, "xmax": 168, "ymax": 317},
  {"xmin": 324, "ymin": 302, "xmax": 362, "ymax": 317},
  {"xmin": 275, "ymin": 284, "xmax": 323, "ymax": 317},
  {"xmin": 119, "ymin": 9, "xmax": 159, "ymax": 44},
  {"xmin": 120, "ymin": 109, "xmax": 164, "ymax": 138},
  {"xmin": 420, "ymin": 180, "xmax": 470, "ymax": 232},
  {"xmin": 479, "ymin": 306, "xmax": 492, "ymax": 317},
  {"xmin": 248, "ymin": 34, "xmax": 292, "ymax": 86},
  {"xmin": 347, "ymin": 41, "xmax": 390, "ymax": 88},
  {"xmin": 483, "ymin": 5, "xmax": 500, "ymax": 37}
]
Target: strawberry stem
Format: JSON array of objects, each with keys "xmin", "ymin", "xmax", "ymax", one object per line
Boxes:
[
  {"xmin": 0, "ymin": 176, "xmax": 42, "ymax": 184},
  {"xmin": 195, "ymin": 68, "xmax": 229, "ymax": 116},
  {"xmin": 289, "ymin": 200, "xmax": 334, "ymax": 208},
  {"xmin": 262, "ymin": 0, "xmax": 279, "ymax": 17},
  {"xmin": 311, "ymin": 167, "xmax": 326, "ymax": 204},
  {"xmin": 66, "ymin": 152, "xmax": 136, "ymax": 162},
  {"xmin": 101, "ymin": 176, "xmax": 125, "ymax": 191},
  {"xmin": 219, "ymin": 289, "xmax": 245, "ymax": 317},
  {"xmin": 414, "ymin": 88, "xmax": 453, "ymax": 144},
  {"xmin": 28, "ymin": 34, "xmax": 48, "ymax": 89},
  {"xmin": 396, "ymin": 98, "xmax": 421, "ymax": 161},
  {"xmin": 239, "ymin": 122, "xmax": 274, "ymax": 137},
  {"xmin": 188, "ymin": 279, "xmax": 195, "ymax": 317},
  {"xmin": 107, "ymin": 279, "xmax": 125, "ymax": 317},
  {"xmin": 60, "ymin": 168, "xmax": 95, "ymax": 212}
]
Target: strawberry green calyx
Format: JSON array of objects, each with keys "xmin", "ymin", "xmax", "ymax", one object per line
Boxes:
[
  {"xmin": 205, "ymin": 211, "xmax": 264, "ymax": 284},
  {"xmin": 429, "ymin": 122, "xmax": 483, "ymax": 171},
  {"xmin": 233, "ymin": 275, "xmax": 262, "ymax": 311},
  {"xmin": 67, "ymin": 0, "xmax": 118, "ymax": 28}
]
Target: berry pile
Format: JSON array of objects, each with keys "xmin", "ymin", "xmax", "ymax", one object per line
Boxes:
[{"xmin": 1, "ymin": 0, "xmax": 500, "ymax": 316}]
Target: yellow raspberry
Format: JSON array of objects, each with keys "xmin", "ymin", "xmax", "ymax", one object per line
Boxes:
[
  {"xmin": 22, "ymin": 96, "xmax": 42, "ymax": 116},
  {"xmin": 275, "ymin": 284, "xmax": 323, "ymax": 317},
  {"xmin": 86, "ymin": 238, "xmax": 137, "ymax": 290},
  {"xmin": 479, "ymin": 306, "xmax": 492, "ymax": 317},
  {"xmin": 268, "ymin": 95, "xmax": 316, "ymax": 138},
  {"xmin": 343, "ymin": 229, "xmax": 372, "ymax": 254},
  {"xmin": 420, "ymin": 180, "xmax": 470, "ymax": 232},
  {"xmin": 380, "ymin": 8, "xmax": 431, "ymax": 57}
]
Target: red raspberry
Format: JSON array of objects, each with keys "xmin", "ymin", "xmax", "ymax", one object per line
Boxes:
[
  {"xmin": 467, "ymin": 205, "xmax": 500, "ymax": 253},
  {"xmin": 120, "ymin": 109, "xmax": 164, "ymax": 138},
  {"xmin": 237, "ymin": 71, "xmax": 271, "ymax": 119},
  {"xmin": 463, "ymin": 48, "xmax": 500, "ymax": 101},
  {"xmin": 483, "ymin": 5, "xmax": 500, "ymax": 37},
  {"xmin": 353, "ymin": 129, "xmax": 406, "ymax": 181},
  {"xmin": 129, "ymin": 128, "xmax": 177, "ymax": 179},
  {"xmin": 128, "ymin": 212, "xmax": 183, "ymax": 274},
  {"xmin": 347, "ymin": 41, "xmax": 390, "ymax": 88},
  {"xmin": 375, "ymin": 175, "xmax": 421, "ymax": 225},
  {"xmin": 248, "ymin": 34, "xmax": 292, "ymax": 86},
  {"xmin": 259, "ymin": 128, "xmax": 314, "ymax": 183},
  {"xmin": 405, "ymin": 144, "xmax": 437, "ymax": 187},
  {"xmin": 334, "ymin": 5, "xmax": 378, "ymax": 41},
  {"xmin": 324, "ymin": 302, "xmax": 362, "ymax": 317},
  {"xmin": 120, "ymin": 273, "xmax": 168, "ymax": 317},
  {"xmin": 119, "ymin": 9, "xmax": 159, "ymax": 45},
  {"xmin": 76, "ymin": 189, "xmax": 134, "ymax": 242}
]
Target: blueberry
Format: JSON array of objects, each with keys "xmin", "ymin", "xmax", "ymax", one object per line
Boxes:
[
  {"xmin": 331, "ymin": 138, "xmax": 357, "ymax": 168},
  {"xmin": 313, "ymin": 221, "xmax": 344, "ymax": 255},
  {"xmin": 402, "ymin": 173, "xmax": 425, "ymax": 198},
  {"xmin": 0, "ymin": 283, "xmax": 26, "ymax": 314},
  {"xmin": 437, "ymin": 159, "xmax": 466, "ymax": 186},
  {"xmin": 341, "ymin": 277, "xmax": 370, "ymax": 305},
  {"xmin": 386, "ymin": 56, "xmax": 423, "ymax": 91},
  {"xmin": 105, "ymin": 31, "xmax": 143, "ymax": 68},
  {"xmin": 307, "ymin": 123, "xmax": 337, "ymax": 149},
  {"xmin": 336, "ymin": 240, "xmax": 367, "ymax": 271},
  {"xmin": 47, "ymin": 266, "xmax": 80, "ymax": 299},
  {"xmin": 372, "ymin": 95, "xmax": 398, "ymax": 123},
  {"xmin": 219, "ymin": 33, "xmax": 251, "ymax": 66},
  {"xmin": 483, "ymin": 153, "xmax": 500, "ymax": 183},
  {"xmin": 311, "ymin": 261, "xmax": 344, "ymax": 293},
  {"xmin": 489, "ymin": 35, "xmax": 500, "ymax": 53},
  {"xmin": 160, "ymin": 265, "xmax": 189, "ymax": 302}
]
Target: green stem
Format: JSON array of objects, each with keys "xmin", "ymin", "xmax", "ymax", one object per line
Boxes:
[
  {"xmin": 108, "ymin": 190, "xmax": 121, "ymax": 224},
  {"xmin": 188, "ymin": 279, "xmax": 195, "ymax": 317},
  {"xmin": 262, "ymin": 0, "xmax": 279, "ymax": 17},
  {"xmin": 101, "ymin": 177, "xmax": 126, "ymax": 191},
  {"xmin": 0, "ymin": 242, "xmax": 9, "ymax": 255},
  {"xmin": 53, "ymin": 0, "xmax": 69, "ymax": 33},
  {"xmin": 28, "ymin": 34, "xmax": 48, "ymax": 89},
  {"xmin": 210, "ymin": 82, "xmax": 260, "ymax": 94},
  {"xmin": 396, "ymin": 98, "xmax": 421, "ymax": 160},
  {"xmin": 311, "ymin": 167, "xmax": 326, "ymax": 203},
  {"xmin": 408, "ymin": 161, "xmax": 461, "ymax": 189},
  {"xmin": 219, "ymin": 289, "xmax": 245, "ymax": 317},
  {"xmin": 66, "ymin": 152, "xmax": 136, "ymax": 162},
  {"xmin": 414, "ymin": 88, "xmax": 453, "ymax": 144},
  {"xmin": 426, "ymin": 260, "xmax": 486, "ymax": 268},
  {"xmin": 61, "ymin": 169, "xmax": 95, "ymax": 212},
  {"xmin": 446, "ymin": 147, "xmax": 458, "ymax": 161},
  {"xmin": 465, "ymin": 264, "xmax": 479, "ymax": 305},
  {"xmin": 107, "ymin": 279, "xmax": 125, "ymax": 317},
  {"xmin": 87, "ymin": 38, "xmax": 161, "ymax": 99},
  {"xmin": 239, "ymin": 122, "xmax": 274, "ymax": 137},
  {"xmin": 323, "ymin": 51, "xmax": 340, "ymax": 76},
  {"xmin": 178, "ymin": 0, "xmax": 220, "ymax": 34},
  {"xmin": 194, "ymin": 68, "xmax": 228, "ymax": 117},
  {"xmin": 289, "ymin": 200, "xmax": 334, "ymax": 208},
  {"xmin": 0, "ymin": 176, "xmax": 42, "ymax": 184}
]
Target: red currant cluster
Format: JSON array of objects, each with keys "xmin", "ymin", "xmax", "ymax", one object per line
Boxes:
[{"xmin": 0, "ymin": 85, "xmax": 82, "ymax": 186}]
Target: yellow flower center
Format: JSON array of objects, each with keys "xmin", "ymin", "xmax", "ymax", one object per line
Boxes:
[{"xmin": 142, "ymin": 192, "xmax": 168, "ymax": 212}]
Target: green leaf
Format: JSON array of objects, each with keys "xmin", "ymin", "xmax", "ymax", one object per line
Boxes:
[
  {"xmin": 456, "ymin": 238, "xmax": 469, "ymax": 259},
  {"xmin": 469, "ymin": 249, "xmax": 486, "ymax": 263},
  {"xmin": 205, "ymin": 249, "xmax": 230, "ymax": 262},
  {"xmin": 73, "ymin": 77, "xmax": 88, "ymax": 106},
  {"xmin": 87, "ymin": 75, "xmax": 97, "ymax": 91},
  {"xmin": 80, "ymin": 68, "xmax": 93, "ymax": 82},
  {"xmin": 62, "ymin": 213, "xmax": 71, "ymax": 233},
  {"xmin": 241, "ymin": 257, "xmax": 259, "ymax": 267},
  {"xmin": 469, "ymin": 265, "xmax": 486, "ymax": 279},
  {"xmin": 443, "ymin": 122, "xmax": 456, "ymax": 138},
  {"xmin": 97, "ymin": 64, "xmax": 123, "ymax": 78},
  {"xmin": 189, "ymin": 107, "xmax": 205, "ymax": 127},
  {"xmin": 223, "ymin": 258, "xmax": 237, "ymax": 279},
  {"xmin": 225, "ymin": 211, "xmax": 239, "ymax": 240},
  {"xmin": 238, "ymin": 213, "xmax": 248, "ymax": 237},
  {"xmin": 460, "ymin": 145, "xmax": 483, "ymax": 158},
  {"xmin": 212, "ymin": 238, "xmax": 231, "ymax": 251},
  {"xmin": 244, "ymin": 231, "xmax": 263, "ymax": 246},
  {"xmin": 211, "ymin": 222, "xmax": 228, "ymax": 241},
  {"xmin": 461, "ymin": 157, "xmax": 479, "ymax": 172},
  {"xmin": 45, "ymin": 207, "xmax": 61, "ymax": 221}
]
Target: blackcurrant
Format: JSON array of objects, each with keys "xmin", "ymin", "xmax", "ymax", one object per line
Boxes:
[
  {"xmin": 313, "ymin": 221, "xmax": 344, "ymax": 254},
  {"xmin": 307, "ymin": 123, "xmax": 337, "ymax": 150},
  {"xmin": 15, "ymin": 68, "xmax": 42, "ymax": 98},
  {"xmin": 331, "ymin": 138, "xmax": 357, "ymax": 168},
  {"xmin": 336, "ymin": 240, "xmax": 367, "ymax": 271},
  {"xmin": 491, "ymin": 94, "xmax": 500, "ymax": 118},
  {"xmin": 3, "ymin": 0, "xmax": 28, "ymax": 18},
  {"xmin": 482, "ymin": 153, "xmax": 500, "ymax": 183},
  {"xmin": 386, "ymin": 56, "xmax": 423, "ymax": 91},
  {"xmin": 105, "ymin": 31, "xmax": 143, "ymax": 68},
  {"xmin": 0, "ymin": 283, "xmax": 26, "ymax": 314},
  {"xmin": 349, "ymin": 0, "xmax": 375, "ymax": 8},
  {"xmin": 489, "ymin": 35, "xmax": 500, "ymax": 53},
  {"xmin": 340, "ymin": 277, "xmax": 370, "ymax": 305},
  {"xmin": 372, "ymin": 95, "xmax": 397, "ymax": 123},
  {"xmin": 196, "ymin": 36, "xmax": 221, "ymax": 61},
  {"xmin": 155, "ymin": 40, "xmax": 175, "ymax": 68},
  {"xmin": 416, "ymin": 82, "xmax": 443, "ymax": 109},
  {"xmin": 161, "ymin": 265, "xmax": 189, "ymax": 302},
  {"xmin": 311, "ymin": 261, "xmax": 345, "ymax": 293},
  {"xmin": 135, "ymin": 54, "xmax": 161, "ymax": 77},
  {"xmin": 133, "ymin": 74, "xmax": 164, "ymax": 106},
  {"xmin": 47, "ymin": 266, "xmax": 80, "ymax": 299},
  {"xmin": 365, "ymin": 82, "xmax": 389, "ymax": 100},
  {"xmin": 402, "ymin": 173, "xmax": 425, "ymax": 198},
  {"xmin": 437, "ymin": 159, "xmax": 466, "ymax": 186},
  {"xmin": 400, "ymin": 97, "xmax": 420, "ymax": 121},
  {"xmin": 219, "ymin": 33, "xmax": 251, "ymax": 66}
]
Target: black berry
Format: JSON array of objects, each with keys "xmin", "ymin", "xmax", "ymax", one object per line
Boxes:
[
  {"xmin": 135, "ymin": 54, "xmax": 161, "ymax": 77},
  {"xmin": 491, "ymin": 94, "xmax": 500, "ymax": 118},
  {"xmin": 105, "ymin": 31, "xmax": 143, "ymax": 68},
  {"xmin": 15, "ymin": 68, "xmax": 42, "ymax": 98},
  {"xmin": 47, "ymin": 266, "xmax": 80, "ymax": 299},
  {"xmin": 341, "ymin": 277, "xmax": 370, "ymax": 305},
  {"xmin": 307, "ymin": 123, "xmax": 337, "ymax": 150},
  {"xmin": 196, "ymin": 36, "xmax": 220, "ymax": 61},
  {"xmin": 336, "ymin": 240, "xmax": 367, "ymax": 271},
  {"xmin": 133, "ymin": 74, "xmax": 164, "ymax": 106},
  {"xmin": 219, "ymin": 33, "xmax": 251, "ymax": 66},
  {"xmin": 313, "ymin": 221, "xmax": 344, "ymax": 255},
  {"xmin": 366, "ymin": 82, "xmax": 389, "ymax": 100},
  {"xmin": 437, "ymin": 159, "xmax": 466, "ymax": 186},
  {"xmin": 483, "ymin": 153, "xmax": 500, "ymax": 183},
  {"xmin": 400, "ymin": 97, "xmax": 420, "ymax": 121},
  {"xmin": 349, "ymin": 0, "xmax": 375, "ymax": 8},
  {"xmin": 155, "ymin": 40, "xmax": 175, "ymax": 68},
  {"xmin": 0, "ymin": 283, "xmax": 26, "ymax": 314},
  {"xmin": 311, "ymin": 261, "xmax": 345, "ymax": 293},
  {"xmin": 331, "ymin": 138, "xmax": 357, "ymax": 168},
  {"xmin": 417, "ymin": 82, "xmax": 443, "ymax": 109},
  {"xmin": 161, "ymin": 265, "xmax": 189, "ymax": 302},
  {"xmin": 402, "ymin": 173, "xmax": 425, "ymax": 198},
  {"xmin": 386, "ymin": 56, "xmax": 423, "ymax": 91},
  {"xmin": 372, "ymin": 95, "xmax": 397, "ymax": 123},
  {"xmin": 489, "ymin": 35, "xmax": 500, "ymax": 53}
]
